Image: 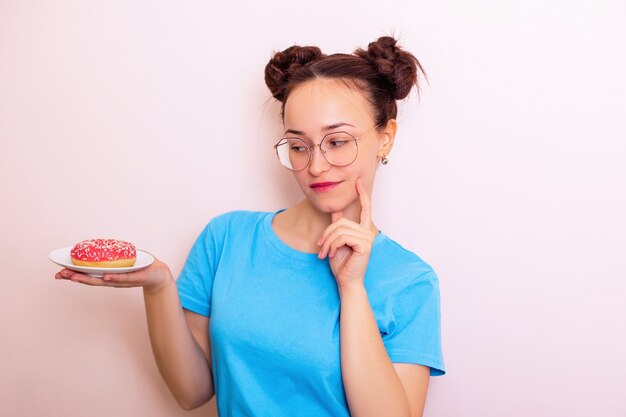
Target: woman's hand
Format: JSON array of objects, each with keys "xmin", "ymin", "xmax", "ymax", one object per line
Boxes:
[
  {"xmin": 55, "ymin": 258, "xmax": 174, "ymax": 294},
  {"xmin": 317, "ymin": 178, "xmax": 376, "ymax": 292}
]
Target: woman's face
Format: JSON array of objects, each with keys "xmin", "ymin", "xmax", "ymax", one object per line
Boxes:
[{"xmin": 282, "ymin": 78, "xmax": 394, "ymax": 216}]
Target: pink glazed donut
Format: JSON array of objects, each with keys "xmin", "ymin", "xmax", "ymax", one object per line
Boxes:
[{"xmin": 70, "ymin": 239, "xmax": 136, "ymax": 268}]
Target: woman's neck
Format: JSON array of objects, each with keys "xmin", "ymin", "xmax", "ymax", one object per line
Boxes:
[
  {"xmin": 272, "ymin": 199, "xmax": 377, "ymax": 254},
  {"xmin": 280, "ymin": 200, "xmax": 333, "ymax": 243}
]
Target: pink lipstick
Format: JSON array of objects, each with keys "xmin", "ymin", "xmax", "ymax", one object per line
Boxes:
[{"xmin": 310, "ymin": 181, "xmax": 342, "ymax": 192}]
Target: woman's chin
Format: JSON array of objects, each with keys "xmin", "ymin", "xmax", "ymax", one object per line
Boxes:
[
  {"xmin": 309, "ymin": 197, "xmax": 358, "ymax": 216},
  {"xmin": 305, "ymin": 199, "xmax": 342, "ymax": 214}
]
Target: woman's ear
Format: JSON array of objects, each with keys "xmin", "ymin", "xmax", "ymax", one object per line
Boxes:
[{"xmin": 378, "ymin": 119, "xmax": 397, "ymax": 158}]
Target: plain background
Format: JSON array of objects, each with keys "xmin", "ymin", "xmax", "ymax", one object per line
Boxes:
[{"xmin": 1, "ymin": 0, "xmax": 625, "ymax": 416}]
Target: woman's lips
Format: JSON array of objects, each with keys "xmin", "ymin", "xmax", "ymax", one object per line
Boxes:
[{"xmin": 310, "ymin": 181, "xmax": 343, "ymax": 192}]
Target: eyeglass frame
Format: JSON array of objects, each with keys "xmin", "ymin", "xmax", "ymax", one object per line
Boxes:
[{"xmin": 273, "ymin": 124, "xmax": 381, "ymax": 172}]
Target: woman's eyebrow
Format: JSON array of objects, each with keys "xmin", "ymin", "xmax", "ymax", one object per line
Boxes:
[
  {"xmin": 284, "ymin": 128, "xmax": 305, "ymax": 135},
  {"xmin": 284, "ymin": 122, "xmax": 355, "ymax": 136},
  {"xmin": 322, "ymin": 122, "xmax": 355, "ymax": 131}
]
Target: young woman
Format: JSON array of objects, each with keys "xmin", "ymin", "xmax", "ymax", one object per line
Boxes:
[{"xmin": 55, "ymin": 36, "xmax": 445, "ymax": 417}]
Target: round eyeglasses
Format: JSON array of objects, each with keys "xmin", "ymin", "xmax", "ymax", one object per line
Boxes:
[{"xmin": 273, "ymin": 125, "xmax": 380, "ymax": 171}]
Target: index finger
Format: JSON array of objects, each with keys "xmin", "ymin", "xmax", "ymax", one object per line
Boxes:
[{"xmin": 356, "ymin": 178, "xmax": 372, "ymax": 227}]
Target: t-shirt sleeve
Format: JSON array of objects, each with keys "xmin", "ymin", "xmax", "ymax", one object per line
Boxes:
[
  {"xmin": 176, "ymin": 222, "xmax": 220, "ymax": 317},
  {"xmin": 383, "ymin": 270, "xmax": 446, "ymax": 376}
]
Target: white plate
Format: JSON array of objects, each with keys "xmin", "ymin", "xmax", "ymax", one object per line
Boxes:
[{"xmin": 49, "ymin": 247, "xmax": 154, "ymax": 277}]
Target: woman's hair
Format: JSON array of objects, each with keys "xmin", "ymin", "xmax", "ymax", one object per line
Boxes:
[{"xmin": 264, "ymin": 36, "xmax": 425, "ymax": 125}]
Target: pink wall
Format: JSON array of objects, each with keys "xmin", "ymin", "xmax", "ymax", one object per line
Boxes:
[{"xmin": 1, "ymin": 1, "xmax": 625, "ymax": 416}]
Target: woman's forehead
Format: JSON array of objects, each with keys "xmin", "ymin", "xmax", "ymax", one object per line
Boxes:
[{"xmin": 284, "ymin": 79, "xmax": 373, "ymax": 132}]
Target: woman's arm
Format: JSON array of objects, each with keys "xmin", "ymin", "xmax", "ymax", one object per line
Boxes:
[
  {"xmin": 339, "ymin": 284, "xmax": 430, "ymax": 417},
  {"xmin": 143, "ymin": 265, "xmax": 214, "ymax": 410},
  {"xmin": 56, "ymin": 260, "xmax": 214, "ymax": 410},
  {"xmin": 317, "ymin": 179, "xmax": 431, "ymax": 417}
]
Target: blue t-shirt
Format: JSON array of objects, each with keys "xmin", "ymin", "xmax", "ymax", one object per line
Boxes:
[{"xmin": 176, "ymin": 210, "xmax": 445, "ymax": 417}]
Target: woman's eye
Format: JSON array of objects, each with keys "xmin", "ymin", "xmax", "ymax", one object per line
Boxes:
[
  {"xmin": 290, "ymin": 144, "xmax": 308, "ymax": 152},
  {"xmin": 328, "ymin": 139, "xmax": 348, "ymax": 148}
]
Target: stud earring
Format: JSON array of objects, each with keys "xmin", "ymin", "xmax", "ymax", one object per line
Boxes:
[{"xmin": 381, "ymin": 156, "xmax": 389, "ymax": 165}]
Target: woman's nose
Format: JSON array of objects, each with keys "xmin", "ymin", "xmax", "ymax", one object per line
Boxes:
[{"xmin": 308, "ymin": 145, "xmax": 331, "ymax": 176}]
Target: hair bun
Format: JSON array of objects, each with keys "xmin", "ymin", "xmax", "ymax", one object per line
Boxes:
[
  {"xmin": 265, "ymin": 45, "xmax": 324, "ymax": 102},
  {"xmin": 355, "ymin": 36, "xmax": 423, "ymax": 100}
]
